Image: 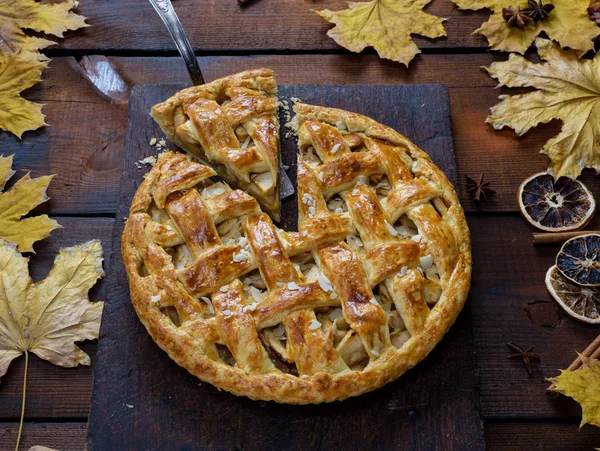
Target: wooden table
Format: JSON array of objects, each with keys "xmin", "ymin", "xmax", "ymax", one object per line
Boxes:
[{"xmin": 1, "ymin": 1, "xmax": 599, "ymax": 449}]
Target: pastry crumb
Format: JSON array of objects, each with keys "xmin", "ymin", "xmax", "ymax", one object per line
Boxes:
[{"xmin": 138, "ymin": 156, "xmax": 157, "ymax": 166}]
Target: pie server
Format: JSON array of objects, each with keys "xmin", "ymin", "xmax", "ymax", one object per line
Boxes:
[{"xmin": 148, "ymin": 0, "xmax": 295, "ymax": 200}]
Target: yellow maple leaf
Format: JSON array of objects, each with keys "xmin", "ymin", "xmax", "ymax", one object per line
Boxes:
[
  {"xmin": 0, "ymin": 0, "xmax": 87, "ymax": 53},
  {"xmin": 0, "ymin": 238, "xmax": 104, "ymax": 376},
  {"xmin": 314, "ymin": 0, "xmax": 446, "ymax": 66},
  {"xmin": 485, "ymin": 38, "xmax": 600, "ymax": 179},
  {"xmin": 0, "ymin": 155, "xmax": 61, "ymax": 252},
  {"xmin": 0, "ymin": 0, "xmax": 88, "ymax": 137},
  {"xmin": 549, "ymin": 355, "xmax": 600, "ymax": 428},
  {"xmin": 0, "ymin": 238, "xmax": 104, "ymax": 450},
  {"xmin": 450, "ymin": 0, "xmax": 598, "ymax": 54},
  {"xmin": 0, "ymin": 48, "xmax": 49, "ymax": 139}
]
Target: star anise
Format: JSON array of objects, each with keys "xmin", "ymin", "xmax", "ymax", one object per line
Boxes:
[
  {"xmin": 502, "ymin": 5, "xmax": 534, "ymax": 28},
  {"xmin": 507, "ymin": 342, "xmax": 541, "ymax": 375},
  {"xmin": 465, "ymin": 174, "xmax": 496, "ymax": 202},
  {"xmin": 524, "ymin": 0, "xmax": 555, "ymax": 22}
]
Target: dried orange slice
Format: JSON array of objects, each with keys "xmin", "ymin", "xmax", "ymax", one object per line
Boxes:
[
  {"xmin": 545, "ymin": 265, "xmax": 600, "ymax": 324},
  {"xmin": 518, "ymin": 173, "xmax": 595, "ymax": 232},
  {"xmin": 556, "ymin": 233, "xmax": 600, "ymax": 286}
]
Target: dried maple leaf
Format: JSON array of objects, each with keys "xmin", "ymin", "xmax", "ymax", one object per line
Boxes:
[
  {"xmin": 450, "ymin": 0, "xmax": 598, "ymax": 54},
  {"xmin": 0, "ymin": 0, "xmax": 86, "ymax": 56},
  {"xmin": 314, "ymin": 0, "xmax": 446, "ymax": 66},
  {"xmin": 0, "ymin": 238, "xmax": 104, "ymax": 378},
  {"xmin": 0, "ymin": 46, "xmax": 49, "ymax": 138},
  {"xmin": 485, "ymin": 38, "xmax": 600, "ymax": 179},
  {"xmin": 548, "ymin": 355, "xmax": 600, "ymax": 428},
  {"xmin": 0, "ymin": 0, "xmax": 88, "ymax": 137},
  {"xmin": 0, "ymin": 238, "xmax": 104, "ymax": 450},
  {"xmin": 0, "ymin": 155, "xmax": 60, "ymax": 252}
]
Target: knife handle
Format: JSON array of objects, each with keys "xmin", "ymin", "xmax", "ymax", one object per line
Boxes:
[{"xmin": 148, "ymin": 0, "xmax": 205, "ymax": 86}]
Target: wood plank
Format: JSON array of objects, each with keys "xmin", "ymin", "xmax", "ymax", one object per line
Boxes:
[
  {"xmin": 87, "ymin": 83, "xmax": 484, "ymax": 451},
  {"xmin": 485, "ymin": 422, "xmax": 600, "ymax": 450},
  {"xmin": 3, "ymin": 213, "xmax": 598, "ymax": 423},
  {"xmin": 0, "ymin": 57, "xmax": 127, "ymax": 215},
  {"xmin": 5, "ymin": 419, "xmax": 600, "ymax": 451},
  {"xmin": 57, "ymin": 0, "xmax": 489, "ymax": 52},
  {"xmin": 470, "ymin": 215, "xmax": 600, "ymax": 420},
  {"xmin": 4, "ymin": 419, "xmax": 600, "ymax": 451},
  {"xmin": 0, "ymin": 218, "xmax": 114, "ymax": 420},
  {"xmin": 0, "ymin": 422, "xmax": 87, "ymax": 451},
  {"xmin": 3, "ymin": 54, "xmax": 584, "ymax": 216}
]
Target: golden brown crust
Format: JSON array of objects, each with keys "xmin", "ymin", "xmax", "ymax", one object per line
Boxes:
[
  {"xmin": 151, "ymin": 69, "xmax": 281, "ymax": 220},
  {"xmin": 122, "ymin": 99, "xmax": 471, "ymax": 404}
]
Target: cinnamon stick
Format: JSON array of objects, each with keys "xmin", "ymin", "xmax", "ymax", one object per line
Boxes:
[
  {"xmin": 533, "ymin": 231, "xmax": 599, "ymax": 245},
  {"xmin": 547, "ymin": 334, "xmax": 600, "ymax": 395}
]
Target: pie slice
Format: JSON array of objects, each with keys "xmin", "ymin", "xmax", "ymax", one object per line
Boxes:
[
  {"xmin": 123, "ymin": 95, "xmax": 471, "ymax": 403},
  {"xmin": 151, "ymin": 69, "xmax": 281, "ymax": 220}
]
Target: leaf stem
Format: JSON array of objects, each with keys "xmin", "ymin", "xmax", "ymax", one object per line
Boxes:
[{"xmin": 15, "ymin": 350, "xmax": 28, "ymax": 451}]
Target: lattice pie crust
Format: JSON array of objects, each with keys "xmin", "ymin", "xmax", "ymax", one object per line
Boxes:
[
  {"xmin": 123, "ymin": 73, "xmax": 471, "ymax": 404},
  {"xmin": 151, "ymin": 69, "xmax": 280, "ymax": 220}
]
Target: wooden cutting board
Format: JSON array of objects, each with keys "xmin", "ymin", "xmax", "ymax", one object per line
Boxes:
[{"xmin": 87, "ymin": 84, "xmax": 484, "ymax": 450}]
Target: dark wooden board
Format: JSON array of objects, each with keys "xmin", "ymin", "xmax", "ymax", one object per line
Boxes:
[
  {"xmin": 87, "ymin": 84, "xmax": 485, "ymax": 450},
  {"xmin": 485, "ymin": 422, "xmax": 600, "ymax": 450},
  {"xmin": 5, "ymin": 420, "xmax": 600, "ymax": 451},
  {"xmin": 0, "ymin": 422, "xmax": 87, "ymax": 451}
]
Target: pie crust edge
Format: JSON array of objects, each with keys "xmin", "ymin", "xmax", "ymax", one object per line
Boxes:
[{"xmin": 122, "ymin": 103, "xmax": 472, "ymax": 404}]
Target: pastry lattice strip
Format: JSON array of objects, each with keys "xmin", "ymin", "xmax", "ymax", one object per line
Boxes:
[
  {"xmin": 295, "ymin": 105, "xmax": 457, "ymax": 336},
  {"xmin": 151, "ymin": 69, "xmax": 281, "ymax": 219},
  {"xmin": 123, "ymin": 101, "xmax": 468, "ymax": 392}
]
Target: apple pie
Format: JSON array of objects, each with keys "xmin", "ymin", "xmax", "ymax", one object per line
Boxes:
[
  {"xmin": 122, "ymin": 98, "xmax": 471, "ymax": 404},
  {"xmin": 151, "ymin": 69, "xmax": 281, "ymax": 220}
]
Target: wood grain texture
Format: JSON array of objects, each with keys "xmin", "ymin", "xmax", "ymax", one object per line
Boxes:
[
  {"xmin": 58, "ymin": 0, "xmax": 490, "ymax": 52},
  {"xmin": 3, "ymin": 214, "xmax": 598, "ymax": 423},
  {"xmin": 0, "ymin": 1, "xmax": 596, "ymax": 446},
  {"xmin": 4, "ymin": 420, "xmax": 600, "ymax": 451},
  {"xmin": 0, "ymin": 57, "xmax": 127, "ymax": 215},
  {"xmin": 0, "ymin": 422, "xmax": 87, "ymax": 451},
  {"xmin": 0, "ymin": 218, "xmax": 114, "ymax": 420},
  {"xmin": 469, "ymin": 215, "xmax": 600, "ymax": 419},
  {"xmin": 1, "ymin": 48, "xmax": 597, "ymax": 448},
  {"xmin": 87, "ymin": 84, "xmax": 485, "ymax": 450},
  {"xmin": 2, "ymin": 54, "xmax": 587, "ymax": 216},
  {"xmin": 485, "ymin": 422, "xmax": 600, "ymax": 450}
]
